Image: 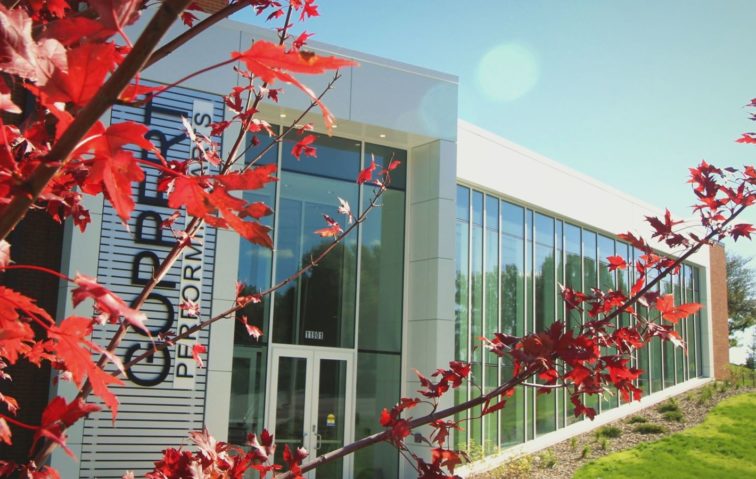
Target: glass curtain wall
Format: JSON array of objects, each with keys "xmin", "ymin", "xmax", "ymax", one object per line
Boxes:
[
  {"xmin": 454, "ymin": 184, "xmax": 708, "ymax": 453},
  {"xmin": 229, "ymin": 131, "xmax": 407, "ymax": 479}
]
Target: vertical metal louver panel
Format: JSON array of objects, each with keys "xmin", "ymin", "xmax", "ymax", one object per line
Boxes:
[{"xmin": 79, "ymin": 83, "xmax": 223, "ymax": 478}]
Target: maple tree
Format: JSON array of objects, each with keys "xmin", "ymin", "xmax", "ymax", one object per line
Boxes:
[{"xmin": 0, "ymin": 1, "xmax": 754, "ymax": 479}]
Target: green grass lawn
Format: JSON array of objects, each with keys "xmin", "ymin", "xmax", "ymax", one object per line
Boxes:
[{"xmin": 573, "ymin": 392, "xmax": 756, "ymax": 479}]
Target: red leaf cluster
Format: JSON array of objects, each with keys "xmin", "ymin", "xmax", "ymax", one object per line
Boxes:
[{"xmin": 163, "ymin": 164, "xmax": 278, "ymax": 247}]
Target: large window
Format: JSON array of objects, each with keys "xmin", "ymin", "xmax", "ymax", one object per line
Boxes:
[
  {"xmin": 454, "ymin": 184, "xmax": 708, "ymax": 453},
  {"xmin": 229, "ymin": 132, "xmax": 407, "ymax": 479}
]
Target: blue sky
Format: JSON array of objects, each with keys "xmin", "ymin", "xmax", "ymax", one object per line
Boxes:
[{"xmin": 235, "ymin": 0, "xmax": 756, "ymax": 259}]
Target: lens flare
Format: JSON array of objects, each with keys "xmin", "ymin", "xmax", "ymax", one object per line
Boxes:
[{"xmin": 477, "ymin": 43, "xmax": 539, "ymax": 102}]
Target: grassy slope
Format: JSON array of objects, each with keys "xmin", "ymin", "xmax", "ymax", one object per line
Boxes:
[{"xmin": 573, "ymin": 392, "xmax": 756, "ymax": 479}]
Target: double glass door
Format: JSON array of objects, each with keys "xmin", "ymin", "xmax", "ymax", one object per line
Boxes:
[{"xmin": 268, "ymin": 346, "xmax": 354, "ymax": 479}]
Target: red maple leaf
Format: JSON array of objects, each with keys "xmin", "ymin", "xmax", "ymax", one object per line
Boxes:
[
  {"xmin": 231, "ymin": 41, "xmax": 356, "ymax": 130},
  {"xmin": 617, "ymin": 231, "xmax": 651, "ymax": 253},
  {"xmin": 46, "ymin": 316, "xmax": 123, "ymax": 418},
  {"xmin": 74, "ymin": 121, "xmax": 158, "ymax": 223},
  {"xmin": 0, "ymin": 417, "xmax": 11, "ymax": 445},
  {"xmin": 32, "ymin": 42, "xmax": 120, "ymax": 108},
  {"xmin": 606, "ymin": 255, "xmax": 627, "ymax": 271},
  {"xmin": 238, "ymin": 315, "xmax": 263, "ymax": 341},
  {"xmin": 0, "ymin": 286, "xmax": 51, "ymax": 363},
  {"xmin": 654, "ymin": 294, "xmax": 701, "ymax": 323},
  {"xmin": 736, "ymin": 133, "xmax": 756, "ymax": 144},
  {"xmin": 166, "ymin": 165, "xmax": 277, "ymax": 247},
  {"xmin": 314, "ymin": 214, "xmax": 342, "ymax": 238},
  {"xmin": 71, "ymin": 273, "xmax": 148, "ymax": 332},
  {"xmin": 291, "ymin": 134, "xmax": 317, "ymax": 159},
  {"xmin": 192, "ymin": 343, "xmax": 206, "ymax": 368},
  {"xmin": 357, "ymin": 157, "xmax": 376, "ymax": 185},
  {"xmin": 33, "ymin": 396, "xmax": 100, "ymax": 458},
  {"xmin": 0, "ymin": 4, "xmax": 66, "ymax": 84},
  {"xmin": 180, "ymin": 11, "xmax": 199, "ymax": 27},
  {"xmin": 730, "ymin": 223, "xmax": 755, "ymax": 241},
  {"xmin": 0, "ymin": 78, "xmax": 19, "ymax": 114}
]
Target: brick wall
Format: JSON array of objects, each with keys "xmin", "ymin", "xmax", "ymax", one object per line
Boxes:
[
  {"xmin": 709, "ymin": 243, "xmax": 730, "ymax": 380},
  {"xmin": 0, "ymin": 211, "xmax": 63, "ymax": 463}
]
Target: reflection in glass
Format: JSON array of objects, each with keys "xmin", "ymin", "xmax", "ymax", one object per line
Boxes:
[
  {"xmin": 598, "ymin": 235, "xmax": 618, "ymax": 411},
  {"xmin": 317, "ymin": 359, "xmax": 347, "ymax": 478},
  {"xmin": 359, "ymin": 187, "xmax": 405, "ymax": 353},
  {"xmin": 355, "ymin": 353, "xmax": 400, "ymax": 479},
  {"xmin": 365, "ymin": 143, "xmax": 407, "ymax": 190},
  {"xmin": 582, "ymin": 231, "xmax": 599, "ymax": 413},
  {"xmin": 273, "ymin": 357, "xmax": 307, "ymax": 466},
  {"xmin": 228, "ymin": 349, "xmax": 267, "ymax": 444},
  {"xmin": 662, "ymin": 276, "xmax": 676, "ymax": 388},
  {"xmin": 273, "ymin": 173, "xmax": 358, "ymax": 347},
  {"xmin": 535, "ymin": 214, "xmax": 556, "ymax": 435},
  {"xmin": 282, "ymin": 133, "xmax": 359, "ymax": 181}
]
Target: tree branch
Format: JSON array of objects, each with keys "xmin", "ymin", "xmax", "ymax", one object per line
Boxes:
[
  {"xmin": 278, "ymin": 367, "xmax": 538, "ymax": 479},
  {"xmin": 0, "ymin": 0, "xmax": 194, "ymax": 242},
  {"xmin": 144, "ymin": 1, "xmax": 249, "ymax": 69}
]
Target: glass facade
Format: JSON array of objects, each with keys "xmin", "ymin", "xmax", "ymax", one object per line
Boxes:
[
  {"xmin": 454, "ymin": 184, "xmax": 708, "ymax": 453},
  {"xmin": 229, "ymin": 130, "xmax": 406, "ymax": 479}
]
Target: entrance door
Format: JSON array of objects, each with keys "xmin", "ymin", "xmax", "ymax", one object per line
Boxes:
[{"xmin": 268, "ymin": 346, "xmax": 354, "ymax": 479}]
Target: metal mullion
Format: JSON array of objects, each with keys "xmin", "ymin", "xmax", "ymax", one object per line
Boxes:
[
  {"xmin": 466, "ymin": 188, "xmax": 473, "ymax": 448},
  {"xmin": 594, "ymin": 234, "xmax": 602, "ymax": 414},
  {"xmin": 529, "ymin": 210, "xmax": 536, "ymax": 440},
  {"xmin": 496, "ymin": 204, "xmax": 502, "ymax": 449},
  {"xmin": 550, "ymin": 217, "xmax": 558, "ymax": 431},
  {"xmin": 353, "ymin": 141, "xmax": 365, "ymax": 352},
  {"xmin": 521, "ymin": 208, "xmax": 529, "ymax": 441},
  {"xmin": 481, "ymin": 196, "xmax": 487, "ymax": 451}
]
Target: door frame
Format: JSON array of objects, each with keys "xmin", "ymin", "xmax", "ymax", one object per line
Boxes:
[{"xmin": 266, "ymin": 344, "xmax": 356, "ymax": 479}]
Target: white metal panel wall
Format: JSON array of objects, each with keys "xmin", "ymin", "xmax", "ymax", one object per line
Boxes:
[
  {"xmin": 78, "ymin": 85, "xmax": 223, "ymax": 478},
  {"xmin": 456, "ymin": 120, "xmax": 711, "ymax": 269}
]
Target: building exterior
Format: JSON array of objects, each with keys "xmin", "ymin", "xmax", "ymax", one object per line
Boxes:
[{"xmin": 27, "ymin": 10, "xmax": 728, "ymax": 479}]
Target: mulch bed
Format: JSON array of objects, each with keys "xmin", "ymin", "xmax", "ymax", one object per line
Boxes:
[{"xmin": 469, "ymin": 381, "xmax": 755, "ymax": 479}]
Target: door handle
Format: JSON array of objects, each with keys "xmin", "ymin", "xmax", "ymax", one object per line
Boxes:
[{"xmin": 315, "ymin": 432, "xmax": 322, "ymax": 450}]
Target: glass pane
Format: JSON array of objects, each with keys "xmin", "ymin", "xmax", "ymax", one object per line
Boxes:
[
  {"xmin": 598, "ymin": 235, "xmax": 618, "ymax": 411},
  {"xmin": 534, "ymin": 214, "xmax": 555, "ymax": 334},
  {"xmin": 582, "ymin": 231, "xmax": 599, "ymax": 413},
  {"xmin": 471, "ymin": 191, "xmax": 484, "ymax": 364},
  {"xmin": 237, "ymin": 189, "xmax": 275, "ymax": 342},
  {"xmin": 663, "ymin": 276, "xmax": 676, "ymax": 388},
  {"xmin": 484, "ymin": 196, "xmax": 499, "ymax": 339},
  {"xmin": 245, "ymin": 124, "xmax": 279, "ymax": 166},
  {"xmin": 483, "ymin": 364, "xmax": 498, "ymax": 454},
  {"xmin": 359, "ymin": 188, "xmax": 405, "ymax": 352},
  {"xmin": 500, "ymin": 365, "xmax": 525, "ymax": 447},
  {"xmin": 273, "ymin": 173, "xmax": 358, "ymax": 347},
  {"xmin": 565, "ymin": 224, "xmax": 582, "ymax": 334},
  {"xmin": 534, "ymin": 214, "xmax": 556, "ymax": 435},
  {"xmin": 455, "ymin": 219, "xmax": 469, "ymax": 362},
  {"xmin": 365, "ymin": 143, "xmax": 407, "ymax": 190},
  {"xmin": 355, "ymin": 353, "xmax": 400, "ymax": 479},
  {"xmin": 501, "ymin": 202, "xmax": 524, "ymax": 338},
  {"xmin": 685, "ymin": 265, "xmax": 697, "ymax": 377},
  {"xmin": 674, "ymin": 273, "xmax": 685, "ymax": 383},
  {"xmin": 274, "ymin": 357, "xmax": 307, "ymax": 465},
  {"xmin": 316, "ymin": 359, "xmax": 347, "ymax": 479},
  {"xmin": 456, "ymin": 185, "xmax": 470, "ymax": 221},
  {"xmin": 228, "ymin": 348, "xmax": 267, "ymax": 444},
  {"xmin": 282, "ymin": 133, "xmax": 360, "ymax": 182}
]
